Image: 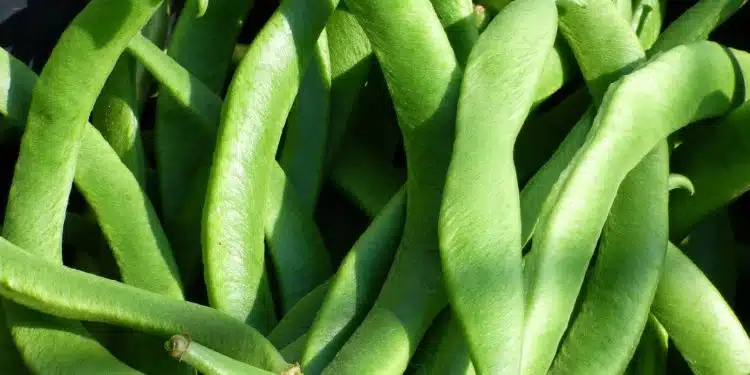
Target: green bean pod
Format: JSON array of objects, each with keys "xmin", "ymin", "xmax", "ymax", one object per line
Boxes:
[
  {"xmin": 128, "ymin": 33, "xmax": 336, "ymax": 321},
  {"xmin": 0, "ymin": 44, "xmax": 183, "ymax": 300},
  {"xmin": 323, "ymin": 7, "xmax": 373, "ymax": 167},
  {"xmin": 165, "ymin": 335, "xmax": 282, "ymax": 375},
  {"xmin": 152, "ymin": 0, "xmax": 254, "ymax": 287},
  {"xmin": 280, "ymin": 334, "xmax": 308, "ymax": 364},
  {"xmin": 268, "ymin": 280, "xmax": 331, "ymax": 349},
  {"xmin": 523, "ymin": 40, "xmax": 750, "ymax": 375},
  {"xmin": 669, "ymin": 100, "xmax": 750, "ymax": 241},
  {"xmin": 0, "ymin": 236, "xmax": 293, "ymax": 372},
  {"xmin": 1, "ymin": 0, "xmax": 167, "ymax": 372},
  {"xmin": 279, "ymin": 33, "xmax": 332, "ymax": 212},
  {"xmin": 667, "ymin": 173, "xmax": 695, "ymax": 195},
  {"xmin": 319, "ymin": 0, "xmax": 461, "ymax": 370},
  {"xmin": 0, "ymin": 308, "xmax": 27, "ymax": 374},
  {"xmin": 302, "ymin": 189, "xmax": 406, "ymax": 374},
  {"xmin": 439, "ymin": 1, "xmax": 557, "ymax": 373},
  {"xmin": 632, "ymin": 0, "xmax": 665, "ymax": 49},
  {"xmin": 202, "ymin": 0, "xmax": 338, "ymax": 328},
  {"xmin": 265, "ymin": 163, "xmax": 332, "ymax": 313},
  {"xmin": 547, "ymin": 143, "xmax": 669, "ymax": 375},
  {"xmin": 652, "ymin": 243, "xmax": 750, "ymax": 374},
  {"xmin": 429, "ymin": 0, "xmax": 478, "ymax": 66}
]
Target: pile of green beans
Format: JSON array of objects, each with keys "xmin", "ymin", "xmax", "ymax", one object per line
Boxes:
[{"xmin": 0, "ymin": 0, "xmax": 748, "ymax": 374}]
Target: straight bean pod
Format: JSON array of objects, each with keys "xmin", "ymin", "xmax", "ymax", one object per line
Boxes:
[
  {"xmin": 522, "ymin": 40, "xmax": 750, "ymax": 375},
  {"xmin": 320, "ymin": 0, "xmax": 462, "ymax": 371},
  {"xmin": 202, "ymin": 0, "xmax": 338, "ymax": 328},
  {"xmin": 439, "ymin": 1, "xmax": 557, "ymax": 373}
]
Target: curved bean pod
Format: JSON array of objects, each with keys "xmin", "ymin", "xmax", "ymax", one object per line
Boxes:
[
  {"xmin": 0, "ymin": 236, "xmax": 292, "ymax": 372},
  {"xmin": 128, "ymin": 34, "xmax": 335, "ymax": 321},
  {"xmin": 165, "ymin": 335, "xmax": 281, "ymax": 375},
  {"xmin": 0, "ymin": 43, "xmax": 183, "ymax": 300},
  {"xmin": 1, "ymin": 0, "xmax": 167, "ymax": 372},
  {"xmin": 202, "ymin": 0, "xmax": 338, "ymax": 327},
  {"xmin": 151, "ymin": 0, "xmax": 254, "ymax": 286},
  {"xmin": 667, "ymin": 173, "xmax": 694, "ymax": 196},
  {"xmin": 439, "ymin": 1, "xmax": 557, "ymax": 373},
  {"xmin": 279, "ymin": 33, "xmax": 331, "ymax": 213},
  {"xmin": 547, "ymin": 143, "xmax": 669, "ymax": 375},
  {"xmin": 652, "ymin": 243, "xmax": 750, "ymax": 374},
  {"xmin": 302, "ymin": 189, "xmax": 406, "ymax": 374},
  {"xmin": 319, "ymin": 0, "xmax": 461, "ymax": 371},
  {"xmin": 632, "ymin": 0, "xmax": 665, "ymax": 49},
  {"xmin": 624, "ymin": 316, "xmax": 668, "ymax": 375},
  {"xmin": 523, "ymin": 40, "xmax": 750, "ymax": 375}
]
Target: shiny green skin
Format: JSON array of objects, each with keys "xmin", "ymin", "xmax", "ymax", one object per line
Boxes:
[
  {"xmin": 543, "ymin": 2, "xmax": 670, "ymax": 374},
  {"xmin": 523, "ymin": 41, "xmax": 750, "ymax": 375},
  {"xmin": 320, "ymin": 0, "xmax": 461, "ymax": 371},
  {"xmin": 429, "ymin": 0, "xmax": 478, "ymax": 66},
  {"xmin": 302, "ymin": 189, "xmax": 406, "ymax": 375},
  {"xmin": 265, "ymin": 163, "xmax": 332, "ymax": 313},
  {"xmin": 128, "ymin": 34, "xmax": 334, "ymax": 324},
  {"xmin": 202, "ymin": 0, "xmax": 338, "ymax": 328},
  {"xmin": 439, "ymin": 1, "xmax": 557, "ymax": 373},
  {"xmin": 652, "ymin": 243, "xmax": 750, "ymax": 375},
  {"xmin": 0, "ymin": 235, "xmax": 292, "ymax": 372},
  {"xmin": 1, "ymin": 0, "xmax": 166, "ymax": 372},
  {"xmin": 669, "ymin": 100, "xmax": 750, "ymax": 241},
  {"xmin": 153, "ymin": 0, "xmax": 254, "ymax": 288},
  {"xmin": 548, "ymin": 144, "xmax": 669, "ymax": 375},
  {"xmin": 166, "ymin": 335, "xmax": 277, "ymax": 375},
  {"xmin": 268, "ymin": 280, "xmax": 331, "ymax": 349},
  {"xmin": 323, "ymin": 7, "xmax": 374, "ymax": 168},
  {"xmin": 280, "ymin": 33, "xmax": 331, "ymax": 213},
  {"xmin": 521, "ymin": 2, "xmax": 646, "ymax": 373}
]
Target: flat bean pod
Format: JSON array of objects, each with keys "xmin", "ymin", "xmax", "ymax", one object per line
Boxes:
[
  {"xmin": 439, "ymin": 1, "xmax": 557, "ymax": 373},
  {"xmin": 523, "ymin": 40, "xmax": 750, "ymax": 375},
  {"xmin": 0, "ymin": 235, "xmax": 293, "ymax": 372},
  {"xmin": 319, "ymin": 0, "xmax": 462, "ymax": 371},
  {"xmin": 202, "ymin": 0, "xmax": 338, "ymax": 328},
  {"xmin": 541, "ymin": 2, "xmax": 670, "ymax": 374},
  {"xmin": 652, "ymin": 243, "xmax": 750, "ymax": 374}
]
